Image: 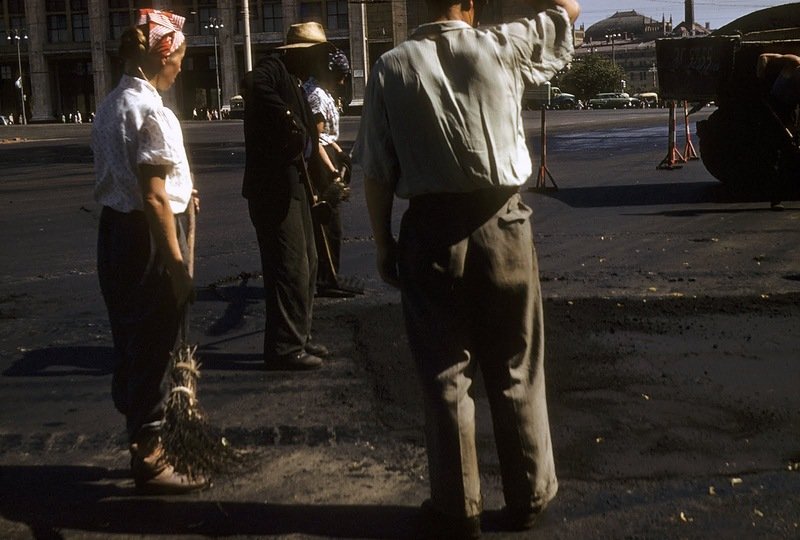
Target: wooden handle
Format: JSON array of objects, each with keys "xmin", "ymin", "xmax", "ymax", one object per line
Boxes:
[{"xmin": 186, "ymin": 197, "xmax": 196, "ymax": 279}]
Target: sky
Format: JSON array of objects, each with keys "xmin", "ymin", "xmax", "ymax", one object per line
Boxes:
[{"xmin": 575, "ymin": 1, "xmax": 791, "ymax": 31}]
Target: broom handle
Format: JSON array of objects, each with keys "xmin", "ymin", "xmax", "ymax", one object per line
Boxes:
[
  {"xmin": 297, "ymin": 152, "xmax": 338, "ymax": 282},
  {"xmin": 181, "ymin": 196, "xmax": 197, "ymax": 342}
]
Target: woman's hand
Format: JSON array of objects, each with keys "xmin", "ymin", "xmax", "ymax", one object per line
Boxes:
[
  {"xmin": 192, "ymin": 188, "xmax": 200, "ymax": 215},
  {"xmin": 169, "ymin": 263, "xmax": 194, "ymax": 307}
]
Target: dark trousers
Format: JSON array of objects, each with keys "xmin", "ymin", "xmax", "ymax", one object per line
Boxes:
[
  {"xmin": 398, "ymin": 188, "xmax": 557, "ymax": 519},
  {"xmin": 248, "ymin": 168, "xmax": 318, "ymax": 358},
  {"xmin": 311, "ymin": 144, "xmax": 345, "ymax": 285},
  {"xmin": 97, "ymin": 207, "xmax": 186, "ymax": 442},
  {"xmin": 315, "ymin": 206, "xmax": 342, "ymax": 285}
]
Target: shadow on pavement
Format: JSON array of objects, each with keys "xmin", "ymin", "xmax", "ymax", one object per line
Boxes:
[
  {"xmin": 195, "ymin": 281, "xmax": 263, "ymax": 337},
  {"xmin": 538, "ymin": 181, "xmax": 776, "ymax": 208},
  {"xmin": 628, "ymin": 207, "xmax": 800, "ymax": 217},
  {"xmin": 2, "ymin": 346, "xmax": 114, "ymax": 377},
  {"xmin": 0, "ymin": 465, "xmax": 422, "ymax": 538},
  {"xmin": 1, "ymin": 345, "xmax": 268, "ymax": 376}
]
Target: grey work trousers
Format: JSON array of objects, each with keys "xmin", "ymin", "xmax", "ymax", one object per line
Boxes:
[{"xmin": 398, "ymin": 188, "xmax": 557, "ymax": 519}]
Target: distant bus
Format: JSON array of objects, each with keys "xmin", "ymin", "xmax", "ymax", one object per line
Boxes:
[{"xmin": 230, "ymin": 95, "xmax": 245, "ymax": 119}]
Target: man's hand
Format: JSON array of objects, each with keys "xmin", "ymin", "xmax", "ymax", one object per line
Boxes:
[
  {"xmin": 530, "ymin": 0, "xmax": 580, "ymax": 22},
  {"xmin": 364, "ymin": 175, "xmax": 399, "ymax": 287},
  {"xmin": 376, "ymin": 238, "xmax": 400, "ymax": 289}
]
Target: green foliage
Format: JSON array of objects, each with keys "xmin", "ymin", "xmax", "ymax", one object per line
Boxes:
[{"xmin": 561, "ymin": 55, "xmax": 627, "ymax": 101}]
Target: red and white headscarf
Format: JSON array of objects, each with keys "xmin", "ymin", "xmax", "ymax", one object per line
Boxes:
[{"xmin": 137, "ymin": 9, "xmax": 186, "ymax": 59}]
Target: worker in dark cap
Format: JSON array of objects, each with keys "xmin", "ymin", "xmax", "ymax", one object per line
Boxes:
[
  {"xmin": 304, "ymin": 48, "xmax": 353, "ymax": 295},
  {"xmin": 757, "ymin": 53, "xmax": 800, "ymax": 210}
]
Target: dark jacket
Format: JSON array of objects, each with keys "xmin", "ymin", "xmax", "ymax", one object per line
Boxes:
[{"xmin": 242, "ymin": 54, "xmax": 319, "ymax": 202}]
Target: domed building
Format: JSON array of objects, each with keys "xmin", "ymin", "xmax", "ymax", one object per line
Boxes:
[
  {"xmin": 584, "ymin": 10, "xmax": 672, "ymax": 44},
  {"xmin": 573, "ymin": 2, "xmax": 712, "ymax": 96}
]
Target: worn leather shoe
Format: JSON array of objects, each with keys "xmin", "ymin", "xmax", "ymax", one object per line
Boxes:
[
  {"xmin": 418, "ymin": 499, "xmax": 481, "ymax": 539},
  {"xmin": 130, "ymin": 435, "xmax": 208, "ymax": 495},
  {"xmin": 267, "ymin": 351, "xmax": 323, "ymax": 370},
  {"xmin": 305, "ymin": 342, "xmax": 329, "ymax": 357},
  {"xmin": 503, "ymin": 504, "xmax": 546, "ymax": 531}
]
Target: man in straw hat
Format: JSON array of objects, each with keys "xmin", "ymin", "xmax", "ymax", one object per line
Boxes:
[
  {"xmin": 242, "ymin": 22, "xmax": 333, "ymax": 370},
  {"xmin": 354, "ymin": 0, "xmax": 580, "ymax": 536}
]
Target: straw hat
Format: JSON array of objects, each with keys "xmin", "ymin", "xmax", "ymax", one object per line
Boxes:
[{"xmin": 276, "ymin": 22, "xmax": 332, "ymax": 49}]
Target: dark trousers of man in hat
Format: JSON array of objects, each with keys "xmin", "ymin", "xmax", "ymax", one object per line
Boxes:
[{"xmin": 242, "ymin": 54, "xmax": 326, "ymax": 370}]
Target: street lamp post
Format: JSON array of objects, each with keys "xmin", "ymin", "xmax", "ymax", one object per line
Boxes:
[
  {"xmin": 204, "ymin": 17, "xmax": 223, "ymax": 114},
  {"xmin": 649, "ymin": 63, "xmax": 659, "ymax": 90},
  {"xmin": 8, "ymin": 28, "xmax": 28, "ymax": 125},
  {"xmin": 604, "ymin": 32, "xmax": 621, "ymax": 66}
]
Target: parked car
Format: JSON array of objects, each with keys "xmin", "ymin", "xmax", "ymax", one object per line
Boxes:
[
  {"xmin": 548, "ymin": 92, "xmax": 579, "ymax": 109},
  {"xmin": 588, "ymin": 92, "xmax": 641, "ymax": 109},
  {"xmin": 229, "ymin": 95, "xmax": 245, "ymax": 119},
  {"xmin": 634, "ymin": 92, "xmax": 660, "ymax": 108}
]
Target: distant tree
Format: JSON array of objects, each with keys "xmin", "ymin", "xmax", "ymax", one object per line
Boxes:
[{"xmin": 561, "ymin": 55, "xmax": 627, "ymax": 101}]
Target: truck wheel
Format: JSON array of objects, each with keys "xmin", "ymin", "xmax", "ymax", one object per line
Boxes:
[{"xmin": 697, "ymin": 106, "xmax": 781, "ymax": 190}]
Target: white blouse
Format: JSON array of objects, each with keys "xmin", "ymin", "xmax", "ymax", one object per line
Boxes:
[
  {"xmin": 303, "ymin": 77, "xmax": 339, "ymax": 146},
  {"xmin": 92, "ymin": 75, "xmax": 193, "ymax": 214}
]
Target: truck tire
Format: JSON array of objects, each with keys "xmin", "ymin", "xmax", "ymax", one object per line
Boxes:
[{"xmin": 697, "ymin": 105, "xmax": 782, "ymax": 191}]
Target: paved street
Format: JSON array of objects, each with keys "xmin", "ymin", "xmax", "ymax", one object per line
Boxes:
[{"xmin": 0, "ymin": 110, "xmax": 798, "ymax": 539}]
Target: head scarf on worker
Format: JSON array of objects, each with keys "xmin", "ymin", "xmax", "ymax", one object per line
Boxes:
[
  {"xmin": 137, "ymin": 9, "xmax": 186, "ymax": 58},
  {"xmin": 328, "ymin": 49, "xmax": 350, "ymax": 78}
]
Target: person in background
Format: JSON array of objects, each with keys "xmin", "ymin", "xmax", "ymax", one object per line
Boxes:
[
  {"xmin": 354, "ymin": 0, "xmax": 580, "ymax": 537},
  {"xmin": 92, "ymin": 8, "xmax": 205, "ymax": 494},
  {"xmin": 757, "ymin": 53, "xmax": 800, "ymax": 210},
  {"xmin": 242, "ymin": 22, "xmax": 332, "ymax": 370},
  {"xmin": 304, "ymin": 48, "xmax": 352, "ymax": 294}
]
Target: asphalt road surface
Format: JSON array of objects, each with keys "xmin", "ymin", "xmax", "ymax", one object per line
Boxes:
[{"xmin": 0, "ymin": 110, "xmax": 798, "ymax": 539}]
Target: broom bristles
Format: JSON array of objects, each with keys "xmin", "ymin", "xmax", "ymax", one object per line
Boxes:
[{"xmin": 162, "ymin": 344, "xmax": 240, "ymax": 480}]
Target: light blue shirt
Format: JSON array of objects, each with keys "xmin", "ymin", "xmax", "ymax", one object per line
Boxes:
[{"xmin": 353, "ymin": 8, "xmax": 574, "ymax": 198}]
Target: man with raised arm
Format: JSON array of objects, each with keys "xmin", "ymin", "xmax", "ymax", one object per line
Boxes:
[{"xmin": 354, "ymin": 0, "xmax": 580, "ymax": 537}]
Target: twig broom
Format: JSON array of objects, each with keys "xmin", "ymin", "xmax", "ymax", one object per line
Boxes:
[{"xmin": 161, "ymin": 199, "xmax": 239, "ymax": 480}]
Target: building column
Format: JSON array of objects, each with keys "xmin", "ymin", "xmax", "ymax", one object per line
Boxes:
[
  {"xmin": 26, "ymin": 0, "xmax": 54, "ymax": 122},
  {"xmin": 348, "ymin": 2, "xmax": 367, "ymax": 102},
  {"xmin": 391, "ymin": 0, "xmax": 407, "ymax": 44},
  {"xmin": 283, "ymin": 0, "xmax": 299, "ymax": 30},
  {"xmin": 219, "ymin": 0, "xmax": 238, "ymax": 104},
  {"xmin": 89, "ymin": 0, "xmax": 113, "ymax": 101}
]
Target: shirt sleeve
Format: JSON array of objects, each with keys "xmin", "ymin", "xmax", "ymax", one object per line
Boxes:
[
  {"xmin": 137, "ymin": 108, "xmax": 183, "ymax": 167},
  {"xmin": 352, "ymin": 60, "xmax": 401, "ymax": 186},
  {"xmin": 306, "ymin": 87, "xmax": 323, "ymax": 115},
  {"xmin": 498, "ymin": 6, "xmax": 574, "ymax": 87}
]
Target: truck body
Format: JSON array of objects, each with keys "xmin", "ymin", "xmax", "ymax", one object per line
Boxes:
[
  {"xmin": 655, "ymin": 3, "xmax": 800, "ymax": 190},
  {"xmin": 522, "ymin": 84, "xmax": 577, "ymax": 110}
]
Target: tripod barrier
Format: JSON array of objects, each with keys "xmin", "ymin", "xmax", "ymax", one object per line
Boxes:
[
  {"xmin": 657, "ymin": 100, "xmax": 684, "ymax": 170},
  {"xmin": 527, "ymin": 104, "xmax": 558, "ymax": 191},
  {"xmin": 682, "ymin": 100, "xmax": 699, "ymax": 161}
]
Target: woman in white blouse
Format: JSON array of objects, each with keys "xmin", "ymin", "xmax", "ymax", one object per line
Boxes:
[{"xmin": 91, "ymin": 9, "xmax": 204, "ymax": 494}]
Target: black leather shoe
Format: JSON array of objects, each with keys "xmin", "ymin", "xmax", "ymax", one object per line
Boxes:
[
  {"xmin": 504, "ymin": 504, "xmax": 545, "ymax": 531},
  {"xmin": 418, "ymin": 499, "xmax": 481, "ymax": 539},
  {"xmin": 305, "ymin": 342, "xmax": 330, "ymax": 357},
  {"xmin": 266, "ymin": 351, "xmax": 323, "ymax": 371}
]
